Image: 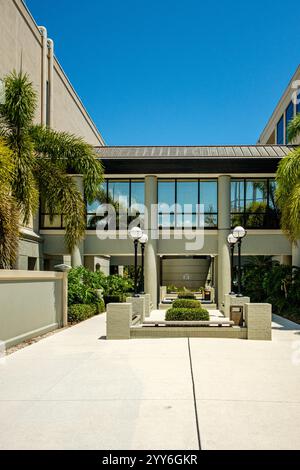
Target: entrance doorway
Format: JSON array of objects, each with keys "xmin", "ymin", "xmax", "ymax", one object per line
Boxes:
[{"xmin": 160, "ymin": 255, "xmax": 212, "ymax": 290}]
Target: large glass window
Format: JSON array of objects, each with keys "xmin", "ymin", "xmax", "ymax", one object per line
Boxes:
[
  {"xmin": 297, "ymin": 90, "xmax": 300, "ymax": 116},
  {"xmin": 231, "ymin": 178, "xmax": 280, "ymax": 229},
  {"xmin": 276, "ymin": 115, "xmax": 284, "ymax": 144},
  {"xmin": 86, "ymin": 179, "xmax": 144, "ymax": 229},
  {"xmin": 158, "ymin": 179, "xmax": 218, "ymax": 228},
  {"xmin": 285, "ymin": 101, "xmax": 294, "ymax": 144}
]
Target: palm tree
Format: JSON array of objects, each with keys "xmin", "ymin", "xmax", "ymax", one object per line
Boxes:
[
  {"xmin": 0, "ymin": 71, "xmax": 103, "ymax": 267},
  {"xmin": 0, "ymin": 139, "xmax": 19, "ymax": 268},
  {"xmin": 276, "ymin": 114, "xmax": 300, "ymax": 241}
]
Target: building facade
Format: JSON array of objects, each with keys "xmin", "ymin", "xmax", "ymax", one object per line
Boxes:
[
  {"xmin": 0, "ymin": 0, "xmax": 104, "ymax": 270},
  {"xmin": 258, "ymin": 65, "xmax": 300, "ymax": 145},
  {"xmin": 40, "ymin": 145, "xmax": 296, "ymax": 308}
]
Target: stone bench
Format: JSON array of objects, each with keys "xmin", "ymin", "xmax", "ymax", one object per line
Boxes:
[{"xmin": 142, "ymin": 319, "xmax": 234, "ymax": 327}]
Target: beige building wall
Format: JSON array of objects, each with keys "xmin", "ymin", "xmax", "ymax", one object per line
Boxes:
[
  {"xmin": 258, "ymin": 64, "xmax": 300, "ymax": 145},
  {"xmin": 0, "ymin": 0, "xmax": 105, "ymax": 270},
  {"xmin": 0, "ymin": 0, "xmax": 104, "ymax": 145}
]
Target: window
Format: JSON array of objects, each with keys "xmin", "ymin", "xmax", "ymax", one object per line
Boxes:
[
  {"xmin": 297, "ymin": 90, "xmax": 300, "ymax": 116},
  {"xmin": 87, "ymin": 179, "xmax": 144, "ymax": 229},
  {"xmin": 285, "ymin": 101, "xmax": 294, "ymax": 143},
  {"xmin": 158, "ymin": 179, "xmax": 218, "ymax": 228},
  {"xmin": 276, "ymin": 115, "xmax": 284, "ymax": 144},
  {"xmin": 231, "ymin": 178, "xmax": 280, "ymax": 229},
  {"xmin": 40, "ymin": 199, "xmax": 66, "ymax": 229}
]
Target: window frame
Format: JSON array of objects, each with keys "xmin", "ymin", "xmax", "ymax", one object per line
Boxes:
[
  {"xmin": 230, "ymin": 177, "xmax": 280, "ymax": 229},
  {"xmin": 158, "ymin": 178, "xmax": 218, "ymax": 229}
]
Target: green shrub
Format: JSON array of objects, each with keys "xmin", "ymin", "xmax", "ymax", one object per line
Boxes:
[
  {"xmin": 68, "ymin": 266, "xmax": 106, "ymax": 306},
  {"xmin": 177, "ymin": 292, "xmax": 195, "ymax": 299},
  {"xmin": 96, "ymin": 299, "xmax": 106, "ymax": 313},
  {"xmin": 165, "ymin": 307, "xmax": 209, "ymax": 321},
  {"xmin": 68, "ymin": 304, "xmax": 97, "ymax": 323},
  {"xmin": 167, "ymin": 284, "xmax": 178, "ymax": 293},
  {"xmin": 172, "ymin": 299, "xmax": 201, "ymax": 309}
]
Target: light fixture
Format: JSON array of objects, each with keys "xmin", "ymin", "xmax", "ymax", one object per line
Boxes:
[
  {"xmin": 232, "ymin": 226, "xmax": 247, "ymax": 297},
  {"xmin": 227, "ymin": 233, "xmax": 238, "ymax": 245},
  {"xmin": 227, "ymin": 233, "xmax": 237, "ymax": 295},
  {"xmin": 232, "ymin": 226, "xmax": 246, "ymax": 240},
  {"xmin": 139, "ymin": 233, "xmax": 148, "ymax": 294},
  {"xmin": 129, "ymin": 226, "xmax": 143, "ymax": 297},
  {"xmin": 129, "ymin": 226, "xmax": 143, "ymax": 241}
]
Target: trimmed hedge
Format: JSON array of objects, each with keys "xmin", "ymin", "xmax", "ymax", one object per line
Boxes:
[
  {"xmin": 172, "ymin": 299, "xmax": 201, "ymax": 309},
  {"xmin": 68, "ymin": 304, "xmax": 97, "ymax": 323},
  {"xmin": 177, "ymin": 292, "xmax": 195, "ymax": 299},
  {"xmin": 165, "ymin": 307, "xmax": 209, "ymax": 321}
]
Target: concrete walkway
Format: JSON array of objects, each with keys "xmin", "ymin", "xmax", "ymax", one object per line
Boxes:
[{"xmin": 0, "ymin": 312, "xmax": 300, "ymax": 449}]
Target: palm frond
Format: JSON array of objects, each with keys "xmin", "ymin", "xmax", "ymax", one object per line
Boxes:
[
  {"xmin": 0, "ymin": 191, "xmax": 20, "ymax": 269},
  {"xmin": 0, "ymin": 71, "xmax": 38, "ymax": 223},
  {"xmin": 30, "ymin": 125, "xmax": 104, "ymax": 201},
  {"xmin": 36, "ymin": 160, "xmax": 86, "ymax": 251},
  {"xmin": 276, "ymin": 148, "xmax": 300, "ymax": 241},
  {"xmin": 287, "ymin": 113, "xmax": 300, "ymax": 143},
  {"xmin": 0, "ymin": 71, "xmax": 36, "ymax": 131}
]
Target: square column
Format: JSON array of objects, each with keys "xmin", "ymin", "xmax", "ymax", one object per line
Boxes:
[
  {"xmin": 217, "ymin": 175, "xmax": 231, "ymax": 309},
  {"xmin": 144, "ymin": 175, "xmax": 158, "ymax": 308},
  {"xmin": 71, "ymin": 175, "xmax": 84, "ymax": 267}
]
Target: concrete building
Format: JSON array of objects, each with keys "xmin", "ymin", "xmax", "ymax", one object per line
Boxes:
[
  {"xmin": 40, "ymin": 145, "xmax": 296, "ymax": 308},
  {"xmin": 1, "ymin": 1, "xmax": 300, "ymax": 310},
  {"xmin": 0, "ymin": 0, "xmax": 104, "ymax": 270},
  {"xmin": 258, "ymin": 65, "xmax": 300, "ymax": 145}
]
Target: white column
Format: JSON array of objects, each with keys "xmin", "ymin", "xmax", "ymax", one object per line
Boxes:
[
  {"xmin": 292, "ymin": 242, "xmax": 300, "ymax": 267},
  {"xmin": 217, "ymin": 175, "xmax": 231, "ymax": 309},
  {"xmin": 71, "ymin": 175, "xmax": 84, "ymax": 267},
  {"xmin": 144, "ymin": 175, "xmax": 158, "ymax": 308}
]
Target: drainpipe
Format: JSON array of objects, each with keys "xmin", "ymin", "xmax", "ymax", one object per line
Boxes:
[
  {"xmin": 39, "ymin": 26, "xmax": 48, "ymax": 126},
  {"xmin": 47, "ymin": 38, "xmax": 54, "ymax": 127}
]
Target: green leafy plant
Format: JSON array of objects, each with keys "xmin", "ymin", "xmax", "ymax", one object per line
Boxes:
[
  {"xmin": 172, "ymin": 299, "xmax": 201, "ymax": 309},
  {"xmin": 0, "ymin": 71, "xmax": 104, "ymax": 267},
  {"xmin": 167, "ymin": 284, "xmax": 178, "ymax": 293},
  {"xmin": 177, "ymin": 292, "xmax": 195, "ymax": 299},
  {"xmin": 68, "ymin": 304, "xmax": 98, "ymax": 323},
  {"xmin": 68, "ymin": 266, "xmax": 106, "ymax": 306},
  {"xmin": 165, "ymin": 308, "xmax": 209, "ymax": 321}
]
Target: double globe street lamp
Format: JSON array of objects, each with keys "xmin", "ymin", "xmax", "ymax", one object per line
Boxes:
[
  {"xmin": 129, "ymin": 227, "xmax": 148, "ymax": 297},
  {"xmin": 227, "ymin": 225, "xmax": 247, "ymax": 297}
]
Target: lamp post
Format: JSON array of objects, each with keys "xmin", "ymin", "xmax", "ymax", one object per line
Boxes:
[
  {"xmin": 139, "ymin": 233, "xmax": 148, "ymax": 294},
  {"xmin": 232, "ymin": 225, "xmax": 247, "ymax": 297},
  {"xmin": 227, "ymin": 233, "xmax": 238, "ymax": 295},
  {"xmin": 129, "ymin": 226, "xmax": 143, "ymax": 297}
]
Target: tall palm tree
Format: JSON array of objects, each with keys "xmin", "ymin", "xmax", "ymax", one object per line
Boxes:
[
  {"xmin": 0, "ymin": 139, "xmax": 19, "ymax": 268},
  {"xmin": 276, "ymin": 114, "xmax": 300, "ymax": 241},
  {"xmin": 0, "ymin": 71, "xmax": 103, "ymax": 267}
]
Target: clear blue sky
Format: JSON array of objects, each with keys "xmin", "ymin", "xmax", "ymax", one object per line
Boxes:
[{"xmin": 26, "ymin": 0, "xmax": 300, "ymax": 145}]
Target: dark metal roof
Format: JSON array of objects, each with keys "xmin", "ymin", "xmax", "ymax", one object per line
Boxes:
[{"xmin": 95, "ymin": 145, "xmax": 296, "ymax": 159}]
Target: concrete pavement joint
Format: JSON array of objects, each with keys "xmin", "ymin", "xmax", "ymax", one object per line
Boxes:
[{"xmin": 187, "ymin": 338, "xmax": 202, "ymax": 450}]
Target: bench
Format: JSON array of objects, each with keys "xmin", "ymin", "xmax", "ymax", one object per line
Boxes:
[{"xmin": 141, "ymin": 319, "xmax": 234, "ymax": 327}]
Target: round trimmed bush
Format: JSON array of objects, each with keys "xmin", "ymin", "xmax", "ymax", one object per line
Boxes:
[
  {"xmin": 177, "ymin": 292, "xmax": 195, "ymax": 299},
  {"xmin": 165, "ymin": 307, "xmax": 209, "ymax": 321},
  {"xmin": 68, "ymin": 304, "xmax": 97, "ymax": 323},
  {"xmin": 172, "ymin": 299, "xmax": 201, "ymax": 309}
]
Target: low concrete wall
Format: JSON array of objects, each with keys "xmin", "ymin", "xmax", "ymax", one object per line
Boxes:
[
  {"xmin": 126, "ymin": 296, "xmax": 145, "ymax": 322},
  {"xmin": 245, "ymin": 303, "xmax": 272, "ymax": 340},
  {"xmin": 0, "ymin": 270, "xmax": 67, "ymax": 348},
  {"xmin": 106, "ymin": 303, "xmax": 132, "ymax": 340},
  {"xmin": 224, "ymin": 294, "xmax": 250, "ymax": 318}
]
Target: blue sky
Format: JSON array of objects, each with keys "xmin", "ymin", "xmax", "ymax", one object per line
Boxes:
[{"xmin": 26, "ymin": 0, "xmax": 300, "ymax": 145}]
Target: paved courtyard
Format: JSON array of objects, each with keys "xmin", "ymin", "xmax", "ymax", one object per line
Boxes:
[{"xmin": 1, "ymin": 312, "xmax": 300, "ymax": 450}]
